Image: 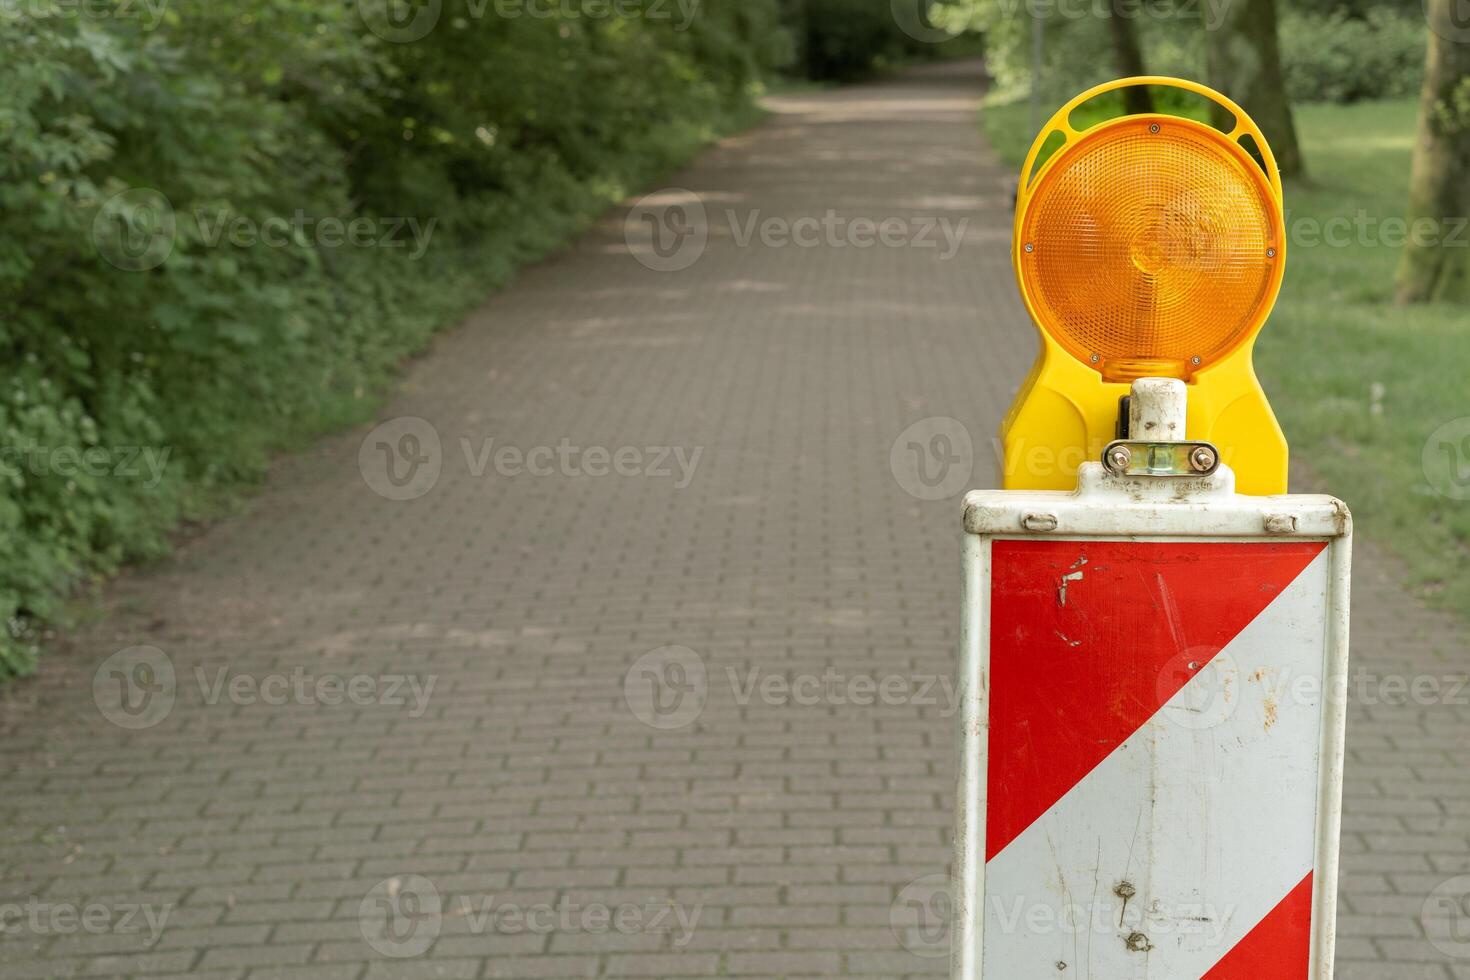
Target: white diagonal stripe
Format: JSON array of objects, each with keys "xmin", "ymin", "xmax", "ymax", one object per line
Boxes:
[{"xmin": 981, "ymin": 549, "xmax": 1330, "ymax": 979}]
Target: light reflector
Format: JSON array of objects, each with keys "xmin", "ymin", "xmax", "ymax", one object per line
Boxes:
[{"xmin": 1017, "ymin": 116, "xmax": 1283, "ymax": 382}]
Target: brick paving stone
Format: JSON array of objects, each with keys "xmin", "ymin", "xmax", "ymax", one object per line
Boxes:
[{"xmin": 1, "ymin": 58, "xmax": 1468, "ymax": 977}]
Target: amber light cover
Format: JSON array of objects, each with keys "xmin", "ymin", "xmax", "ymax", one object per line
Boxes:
[{"xmin": 1017, "ymin": 117, "xmax": 1284, "ymax": 383}]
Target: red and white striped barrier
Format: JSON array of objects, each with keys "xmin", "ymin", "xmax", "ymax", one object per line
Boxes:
[{"xmin": 953, "ymin": 455, "xmax": 1352, "ymax": 979}]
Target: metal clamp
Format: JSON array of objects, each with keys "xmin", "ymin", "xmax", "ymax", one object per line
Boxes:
[{"xmin": 1102, "ymin": 440, "xmax": 1220, "ymax": 478}]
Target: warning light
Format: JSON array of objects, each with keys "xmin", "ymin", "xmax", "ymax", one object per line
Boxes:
[{"xmin": 1001, "ymin": 77, "xmax": 1290, "ymax": 495}]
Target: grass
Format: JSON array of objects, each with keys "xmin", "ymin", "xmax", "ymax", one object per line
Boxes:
[{"xmin": 983, "ymin": 93, "xmax": 1470, "ymax": 614}]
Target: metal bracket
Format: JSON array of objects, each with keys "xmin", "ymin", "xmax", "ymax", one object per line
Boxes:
[{"xmin": 1102, "ymin": 440, "xmax": 1220, "ymax": 478}]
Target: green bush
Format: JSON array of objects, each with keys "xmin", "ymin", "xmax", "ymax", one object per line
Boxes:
[
  {"xmin": 981, "ymin": 3, "xmax": 1425, "ymax": 109},
  {"xmin": 0, "ymin": 0, "xmax": 786, "ymax": 676},
  {"xmin": 779, "ymin": 0, "xmax": 980, "ymax": 81},
  {"xmin": 981, "ymin": 8, "xmax": 1206, "ymax": 108},
  {"xmin": 1279, "ymin": 7, "xmax": 1425, "ymax": 104}
]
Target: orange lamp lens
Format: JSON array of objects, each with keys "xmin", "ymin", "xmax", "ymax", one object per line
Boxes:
[{"xmin": 1017, "ymin": 117, "xmax": 1284, "ymax": 383}]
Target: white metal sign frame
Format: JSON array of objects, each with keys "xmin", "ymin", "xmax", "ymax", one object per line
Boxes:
[{"xmin": 953, "ymin": 463, "xmax": 1352, "ymax": 979}]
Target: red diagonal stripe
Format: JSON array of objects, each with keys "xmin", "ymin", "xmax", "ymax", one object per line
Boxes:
[
  {"xmin": 986, "ymin": 539, "xmax": 1326, "ymax": 861},
  {"xmin": 1202, "ymin": 872, "xmax": 1314, "ymax": 978}
]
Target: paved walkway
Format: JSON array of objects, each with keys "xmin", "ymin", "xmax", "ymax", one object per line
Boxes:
[{"xmin": 4, "ymin": 60, "xmax": 1470, "ymax": 979}]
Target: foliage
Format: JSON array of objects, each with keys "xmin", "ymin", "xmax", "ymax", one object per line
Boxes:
[
  {"xmin": 0, "ymin": 0, "xmax": 786, "ymax": 675},
  {"xmin": 980, "ymin": 2, "xmax": 1205, "ymax": 106},
  {"xmin": 1279, "ymin": 7, "xmax": 1425, "ymax": 104},
  {"xmin": 779, "ymin": 0, "xmax": 982, "ymax": 80},
  {"xmin": 981, "ymin": 1, "xmax": 1425, "ymax": 107}
]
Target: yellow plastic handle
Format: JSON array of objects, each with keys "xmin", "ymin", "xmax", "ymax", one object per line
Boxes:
[{"xmin": 1014, "ymin": 76, "xmax": 1285, "ymax": 217}]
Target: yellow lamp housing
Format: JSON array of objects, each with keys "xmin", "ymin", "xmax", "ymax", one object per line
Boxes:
[{"xmin": 1000, "ymin": 76, "xmax": 1289, "ymax": 495}]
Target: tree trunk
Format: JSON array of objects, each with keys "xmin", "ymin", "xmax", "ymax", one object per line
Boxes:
[
  {"xmin": 1395, "ymin": 0, "xmax": 1470, "ymax": 304},
  {"xmin": 1108, "ymin": 0, "xmax": 1153, "ymax": 114},
  {"xmin": 1205, "ymin": 0, "xmax": 1305, "ymax": 179}
]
